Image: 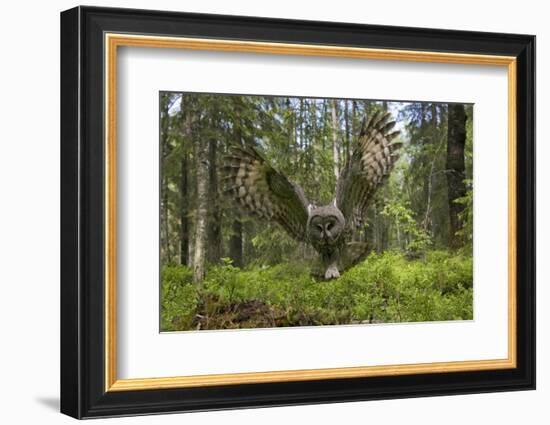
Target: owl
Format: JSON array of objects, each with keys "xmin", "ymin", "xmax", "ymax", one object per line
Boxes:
[{"xmin": 221, "ymin": 110, "xmax": 402, "ymax": 279}]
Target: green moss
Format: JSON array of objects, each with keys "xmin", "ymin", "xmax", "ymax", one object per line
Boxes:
[{"xmin": 160, "ymin": 250, "xmax": 473, "ymax": 332}]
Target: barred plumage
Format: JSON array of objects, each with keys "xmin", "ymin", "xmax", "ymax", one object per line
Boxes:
[
  {"xmin": 221, "ymin": 110, "xmax": 401, "ymax": 279},
  {"xmin": 336, "ymin": 110, "xmax": 402, "ymax": 231},
  {"xmin": 221, "ymin": 144, "xmax": 309, "ymax": 242}
]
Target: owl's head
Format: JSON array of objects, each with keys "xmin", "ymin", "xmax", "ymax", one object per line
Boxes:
[{"xmin": 307, "ymin": 204, "xmax": 345, "ymax": 249}]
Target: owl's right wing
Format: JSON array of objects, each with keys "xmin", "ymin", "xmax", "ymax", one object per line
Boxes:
[
  {"xmin": 335, "ymin": 111, "xmax": 402, "ymax": 231},
  {"xmin": 221, "ymin": 143, "xmax": 310, "ymax": 242}
]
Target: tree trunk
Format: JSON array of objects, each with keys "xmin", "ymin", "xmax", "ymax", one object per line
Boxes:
[
  {"xmin": 229, "ymin": 98, "xmax": 244, "ymax": 267},
  {"xmin": 299, "ymin": 98, "xmax": 304, "ymax": 150},
  {"xmin": 420, "ymin": 103, "xmax": 433, "ymax": 232},
  {"xmin": 344, "ymin": 100, "xmax": 350, "ymax": 163},
  {"xmin": 446, "ymin": 103, "xmax": 467, "ymax": 249},
  {"xmin": 309, "ymin": 100, "xmax": 317, "ymax": 176},
  {"xmin": 379, "ymin": 187, "xmax": 389, "ymax": 251},
  {"xmin": 331, "ymin": 99, "xmax": 340, "ymax": 180},
  {"xmin": 206, "ymin": 133, "xmax": 222, "ymax": 263},
  {"xmin": 160, "ymin": 94, "xmax": 173, "ymax": 264},
  {"xmin": 192, "ymin": 116, "xmax": 209, "ymax": 283},
  {"xmin": 179, "ymin": 154, "xmax": 189, "ymax": 265},
  {"xmin": 179, "ymin": 95, "xmax": 192, "ymax": 266},
  {"xmin": 321, "ymin": 100, "xmax": 327, "ymax": 150},
  {"xmin": 352, "ymin": 100, "xmax": 358, "ymax": 136},
  {"xmin": 229, "ymin": 217, "xmax": 243, "ymax": 267},
  {"xmin": 422, "ymin": 104, "xmax": 439, "ymax": 233}
]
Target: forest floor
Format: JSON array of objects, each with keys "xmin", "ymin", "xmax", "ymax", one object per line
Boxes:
[{"xmin": 160, "ymin": 251, "xmax": 473, "ymax": 332}]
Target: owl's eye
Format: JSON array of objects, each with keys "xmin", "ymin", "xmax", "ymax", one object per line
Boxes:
[
  {"xmin": 326, "ymin": 221, "xmax": 334, "ymax": 231},
  {"xmin": 316, "ymin": 224, "xmax": 323, "ymax": 232}
]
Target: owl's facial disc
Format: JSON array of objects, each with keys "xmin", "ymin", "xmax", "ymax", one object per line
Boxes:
[
  {"xmin": 309, "ymin": 215, "xmax": 342, "ymax": 245},
  {"xmin": 323, "ymin": 216, "xmax": 341, "ymax": 242}
]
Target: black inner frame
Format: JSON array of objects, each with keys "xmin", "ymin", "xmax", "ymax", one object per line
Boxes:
[{"xmin": 60, "ymin": 6, "xmax": 535, "ymax": 419}]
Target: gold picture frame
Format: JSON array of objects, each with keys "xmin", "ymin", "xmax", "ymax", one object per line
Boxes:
[
  {"xmin": 104, "ymin": 34, "xmax": 517, "ymax": 392},
  {"xmin": 61, "ymin": 6, "xmax": 535, "ymax": 419}
]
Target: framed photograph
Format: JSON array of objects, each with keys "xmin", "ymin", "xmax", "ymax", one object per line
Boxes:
[{"xmin": 60, "ymin": 6, "xmax": 535, "ymax": 419}]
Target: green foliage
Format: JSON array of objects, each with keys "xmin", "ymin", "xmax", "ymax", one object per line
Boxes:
[
  {"xmin": 159, "ymin": 94, "xmax": 475, "ymax": 331},
  {"xmin": 381, "ymin": 198, "xmax": 432, "ymax": 253},
  {"xmin": 160, "ymin": 94, "xmax": 474, "ymax": 265},
  {"xmin": 455, "ymin": 179, "xmax": 474, "ymax": 252},
  {"xmin": 250, "ymin": 225, "xmax": 300, "ymax": 265},
  {"xmin": 160, "ymin": 251, "xmax": 473, "ymax": 331},
  {"xmin": 160, "ymin": 266, "xmax": 197, "ymax": 331}
]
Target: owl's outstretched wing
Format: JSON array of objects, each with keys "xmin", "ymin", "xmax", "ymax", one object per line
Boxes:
[
  {"xmin": 221, "ymin": 143, "xmax": 310, "ymax": 242},
  {"xmin": 335, "ymin": 111, "xmax": 402, "ymax": 231}
]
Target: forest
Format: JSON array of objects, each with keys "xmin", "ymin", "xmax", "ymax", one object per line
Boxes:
[{"xmin": 159, "ymin": 92, "xmax": 474, "ymax": 331}]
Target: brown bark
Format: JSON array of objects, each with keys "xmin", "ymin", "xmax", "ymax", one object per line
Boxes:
[
  {"xmin": 160, "ymin": 95, "xmax": 173, "ymax": 263},
  {"xmin": 422, "ymin": 104, "xmax": 439, "ymax": 233},
  {"xmin": 344, "ymin": 100, "xmax": 350, "ymax": 163},
  {"xmin": 321, "ymin": 100, "xmax": 328, "ymax": 151},
  {"xmin": 299, "ymin": 98, "xmax": 304, "ymax": 150},
  {"xmin": 207, "ymin": 134, "xmax": 222, "ymax": 263},
  {"xmin": 179, "ymin": 95, "xmax": 192, "ymax": 265},
  {"xmin": 229, "ymin": 220, "xmax": 243, "ymax": 267},
  {"xmin": 229, "ymin": 98, "xmax": 244, "ymax": 267},
  {"xmin": 352, "ymin": 101, "xmax": 358, "ymax": 136},
  {"xmin": 179, "ymin": 154, "xmax": 189, "ymax": 265},
  {"xmin": 192, "ymin": 113, "xmax": 209, "ymax": 283},
  {"xmin": 446, "ymin": 103, "xmax": 467, "ymax": 248},
  {"xmin": 331, "ymin": 99, "xmax": 340, "ymax": 180}
]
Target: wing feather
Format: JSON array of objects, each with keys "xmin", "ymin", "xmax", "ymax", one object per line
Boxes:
[
  {"xmin": 221, "ymin": 143, "xmax": 310, "ymax": 241},
  {"xmin": 336, "ymin": 111, "xmax": 402, "ymax": 231}
]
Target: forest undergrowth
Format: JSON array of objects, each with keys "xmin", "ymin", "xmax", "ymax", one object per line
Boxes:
[{"xmin": 161, "ymin": 250, "xmax": 473, "ymax": 331}]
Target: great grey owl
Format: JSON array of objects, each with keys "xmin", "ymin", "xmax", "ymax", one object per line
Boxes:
[{"xmin": 221, "ymin": 110, "xmax": 402, "ymax": 279}]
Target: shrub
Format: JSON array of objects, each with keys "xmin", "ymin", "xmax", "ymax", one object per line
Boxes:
[
  {"xmin": 160, "ymin": 250, "xmax": 473, "ymax": 331},
  {"xmin": 160, "ymin": 265, "xmax": 197, "ymax": 331}
]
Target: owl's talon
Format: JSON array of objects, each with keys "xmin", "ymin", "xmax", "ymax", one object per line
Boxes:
[{"xmin": 324, "ymin": 266, "xmax": 340, "ymax": 280}]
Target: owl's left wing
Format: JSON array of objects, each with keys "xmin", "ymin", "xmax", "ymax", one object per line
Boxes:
[
  {"xmin": 335, "ymin": 111, "xmax": 402, "ymax": 231},
  {"xmin": 221, "ymin": 143, "xmax": 310, "ymax": 242}
]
